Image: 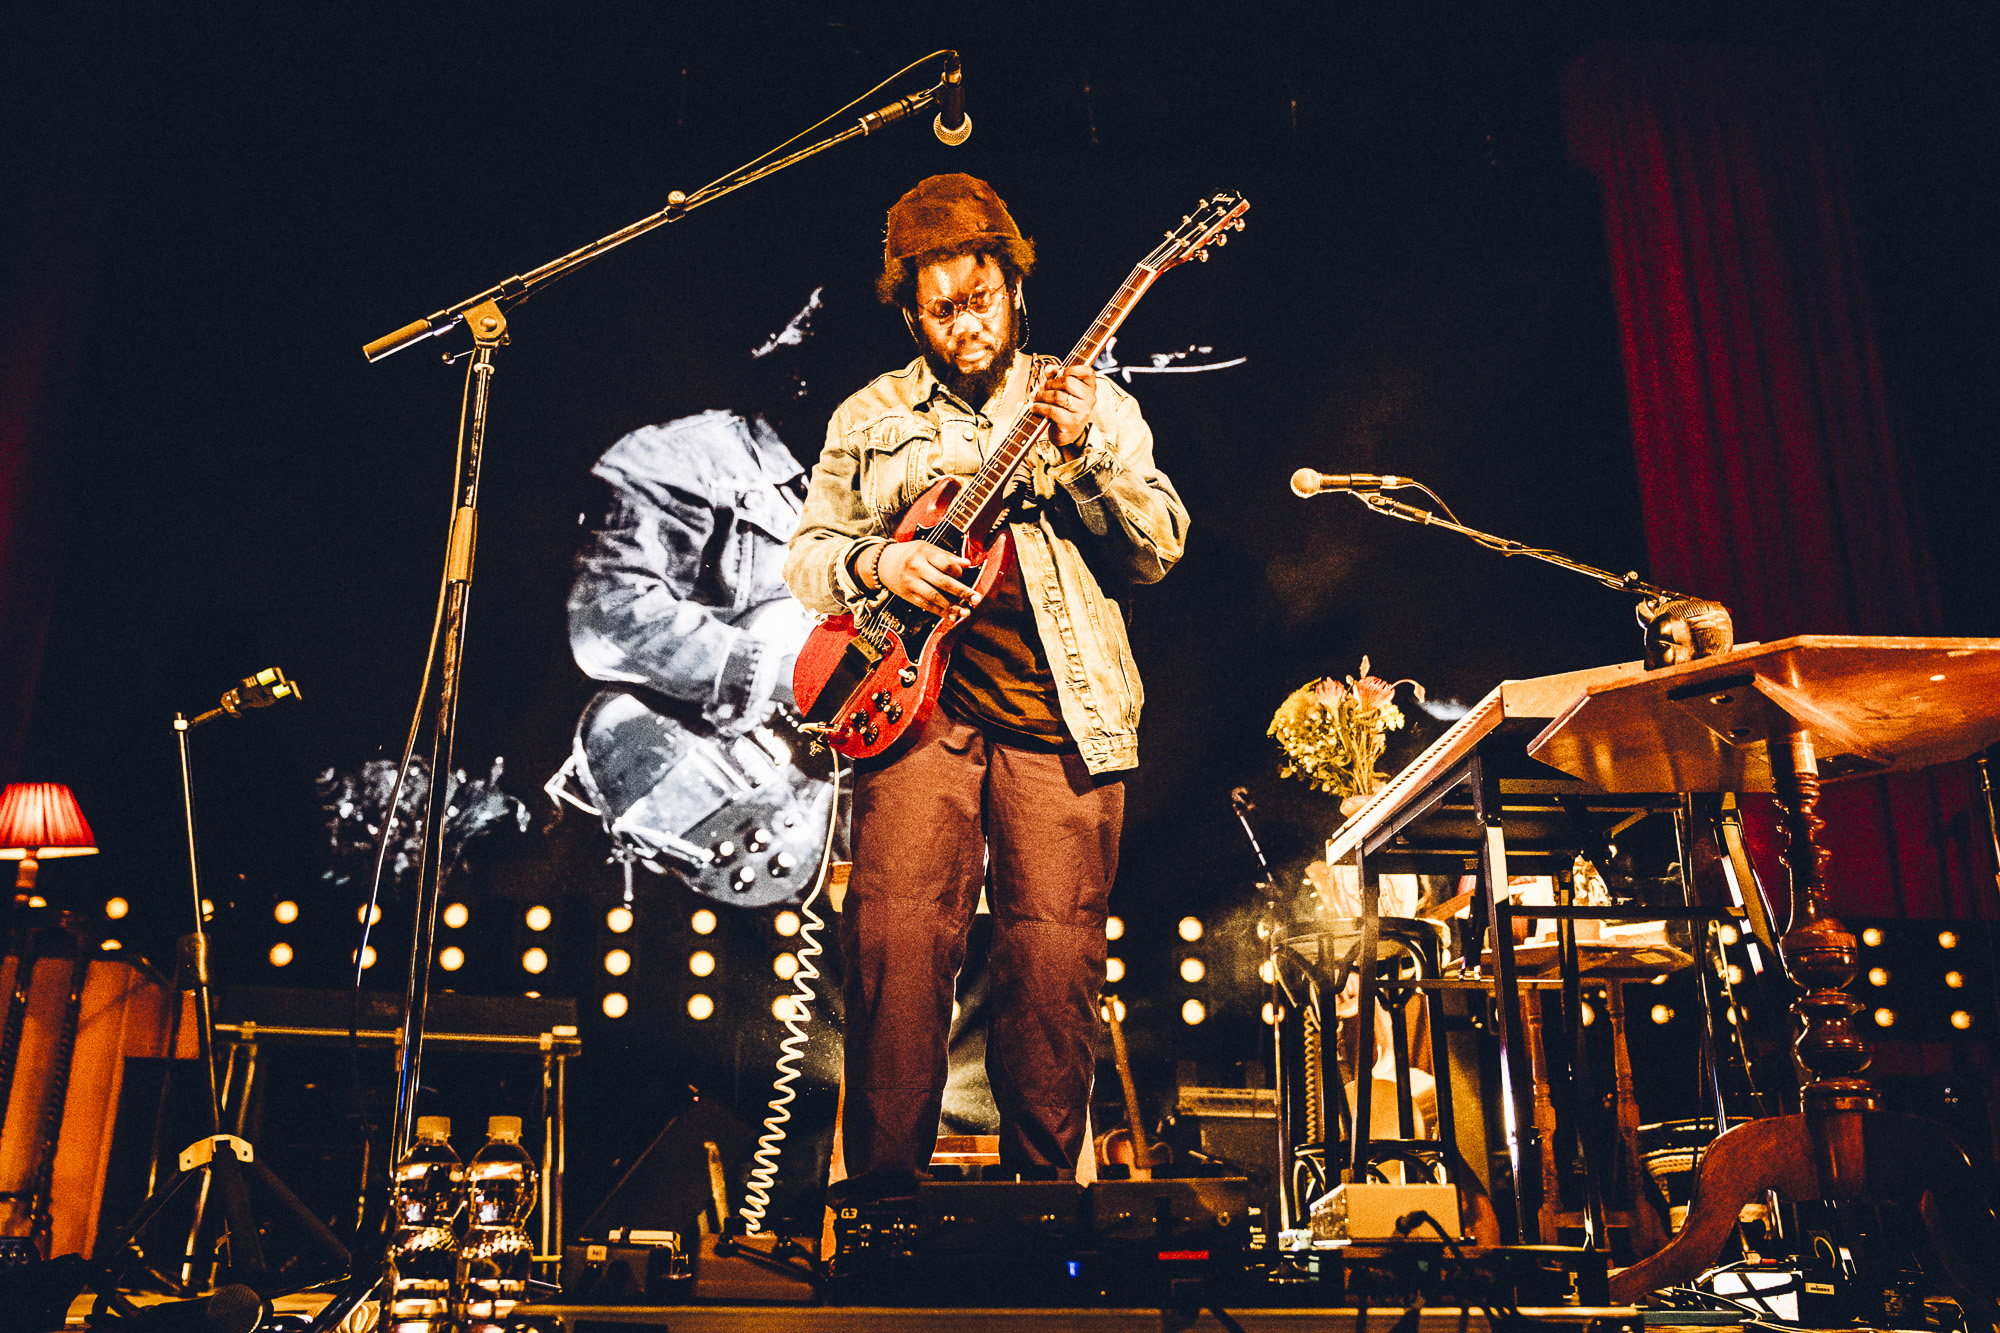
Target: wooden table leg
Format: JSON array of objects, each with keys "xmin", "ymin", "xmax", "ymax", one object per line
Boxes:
[{"xmin": 1612, "ymin": 726, "xmax": 2000, "ymax": 1323}]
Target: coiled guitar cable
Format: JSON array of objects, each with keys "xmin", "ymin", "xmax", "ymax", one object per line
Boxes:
[{"xmin": 738, "ymin": 753, "xmax": 842, "ymax": 1233}]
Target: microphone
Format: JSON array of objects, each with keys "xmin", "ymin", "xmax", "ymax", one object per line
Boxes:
[
  {"xmin": 219, "ymin": 667, "xmax": 302, "ymax": 717},
  {"xmin": 1290, "ymin": 468, "xmax": 1415, "ymax": 497},
  {"xmin": 934, "ymin": 51, "xmax": 970, "ymax": 145},
  {"xmin": 184, "ymin": 667, "xmax": 304, "ymax": 729}
]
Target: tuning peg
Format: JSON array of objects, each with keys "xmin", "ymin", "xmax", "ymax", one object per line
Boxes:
[
  {"xmin": 1164, "ymin": 230, "xmax": 1175, "ymax": 239},
  {"xmin": 1214, "ymin": 234, "xmax": 1228, "ymax": 246},
  {"xmin": 1197, "ymin": 249, "xmax": 1209, "ymax": 262},
  {"xmin": 1181, "ymin": 215, "xmax": 1190, "ymax": 224},
  {"xmin": 1233, "ymin": 219, "xmax": 1247, "ymax": 231}
]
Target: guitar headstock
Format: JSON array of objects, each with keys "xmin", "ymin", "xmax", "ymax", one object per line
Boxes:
[{"xmin": 1143, "ymin": 191, "xmax": 1251, "ymax": 273}]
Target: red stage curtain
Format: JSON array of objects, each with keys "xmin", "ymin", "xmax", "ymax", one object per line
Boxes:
[{"xmin": 1565, "ymin": 42, "xmax": 1993, "ymax": 920}]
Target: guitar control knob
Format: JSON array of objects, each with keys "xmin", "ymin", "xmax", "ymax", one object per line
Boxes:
[
  {"xmin": 884, "ymin": 703, "xmax": 903, "ymax": 723},
  {"xmin": 781, "ymin": 813, "xmax": 797, "ymax": 828},
  {"xmin": 715, "ymin": 841, "xmax": 735, "ymax": 859},
  {"xmin": 898, "ymin": 665, "xmax": 918, "ymax": 687},
  {"xmin": 862, "ymin": 724, "xmax": 880, "ymax": 745},
  {"xmin": 736, "ymin": 867, "xmax": 757, "ymax": 889},
  {"xmin": 872, "ymin": 692, "xmax": 893, "ymax": 710},
  {"xmin": 850, "ymin": 711, "xmax": 869, "ymax": 730},
  {"xmin": 748, "ymin": 828, "xmax": 771, "ymax": 852},
  {"xmin": 776, "ymin": 852, "xmax": 797, "ymax": 870}
]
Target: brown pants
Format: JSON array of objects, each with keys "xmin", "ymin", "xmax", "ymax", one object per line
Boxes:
[{"xmin": 839, "ymin": 704, "xmax": 1122, "ymax": 1183}]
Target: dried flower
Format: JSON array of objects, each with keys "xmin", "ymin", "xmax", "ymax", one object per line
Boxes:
[{"xmin": 1268, "ymin": 658, "xmax": 1426, "ymax": 802}]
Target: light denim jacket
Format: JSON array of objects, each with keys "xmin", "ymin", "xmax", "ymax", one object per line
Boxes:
[{"xmin": 784, "ymin": 353, "xmax": 1188, "ymax": 774}]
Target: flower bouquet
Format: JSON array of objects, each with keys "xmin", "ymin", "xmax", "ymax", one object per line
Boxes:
[{"xmin": 1268, "ymin": 658, "xmax": 1425, "ymax": 815}]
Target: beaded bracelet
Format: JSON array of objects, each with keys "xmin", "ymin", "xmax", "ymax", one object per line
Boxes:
[{"xmin": 858, "ymin": 542, "xmax": 887, "ymax": 591}]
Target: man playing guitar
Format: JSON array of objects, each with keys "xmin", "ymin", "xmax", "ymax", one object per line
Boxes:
[{"xmin": 785, "ymin": 174, "xmax": 1188, "ymax": 1199}]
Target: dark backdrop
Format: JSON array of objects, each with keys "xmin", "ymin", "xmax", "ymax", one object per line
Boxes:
[{"xmin": 6, "ymin": 1, "xmax": 1995, "ymax": 1227}]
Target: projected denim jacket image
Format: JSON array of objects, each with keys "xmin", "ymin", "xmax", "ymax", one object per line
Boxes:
[{"xmin": 570, "ymin": 410, "xmax": 807, "ymax": 732}]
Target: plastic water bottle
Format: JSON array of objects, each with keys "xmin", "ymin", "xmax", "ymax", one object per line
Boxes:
[
  {"xmin": 457, "ymin": 1115, "xmax": 539, "ymax": 1333},
  {"xmin": 386, "ymin": 1116, "xmax": 463, "ymax": 1333}
]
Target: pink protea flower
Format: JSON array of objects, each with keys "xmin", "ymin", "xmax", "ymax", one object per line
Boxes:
[{"xmin": 1314, "ymin": 677, "xmax": 1348, "ymax": 709}]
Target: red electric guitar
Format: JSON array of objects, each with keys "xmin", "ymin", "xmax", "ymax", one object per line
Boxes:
[{"xmin": 793, "ymin": 191, "xmax": 1250, "ymax": 758}]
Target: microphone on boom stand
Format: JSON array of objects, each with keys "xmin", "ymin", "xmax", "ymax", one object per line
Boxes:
[
  {"xmin": 857, "ymin": 52, "xmax": 970, "ymax": 144},
  {"xmin": 185, "ymin": 666, "xmax": 302, "ymax": 729},
  {"xmin": 1290, "ymin": 468, "xmax": 1415, "ymax": 496},
  {"xmin": 934, "ymin": 51, "xmax": 970, "ymax": 145}
]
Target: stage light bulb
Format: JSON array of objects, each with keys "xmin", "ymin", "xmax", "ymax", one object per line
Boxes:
[
  {"xmin": 1258, "ymin": 958, "xmax": 1275, "ymax": 984},
  {"xmin": 1178, "ymin": 917, "xmax": 1203, "ymax": 943},
  {"xmin": 1874, "ymin": 1007, "xmax": 1896, "ymax": 1028},
  {"xmin": 101, "ymin": 939, "xmax": 122, "ymax": 951},
  {"xmin": 1939, "ymin": 931, "xmax": 1959, "ymax": 950},
  {"xmin": 444, "ymin": 902, "xmax": 469, "ymax": 929},
  {"xmin": 201, "ymin": 899, "xmax": 215, "ymax": 920},
  {"xmin": 1262, "ymin": 1002, "xmax": 1281, "ymax": 1025},
  {"xmin": 1946, "ymin": 971, "xmax": 1965, "ymax": 989},
  {"xmin": 1867, "ymin": 967, "xmax": 1889, "ymax": 987},
  {"xmin": 603, "ymin": 949, "xmax": 631, "ymax": 976},
  {"xmin": 1580, "ymin": 1001, "xmax": 1596, "ymax": 1027},
  {"xmin": 356, "ymin": 903, "xmax": 381, "ymax": 925},
  {"xmin": 603, "ymin": 992, "xmax": 629, "ymax": 1019},
  {"xmin": 1650, "ymin": 1004, "xmax": 1674, "ymax": 1025},
  {"xmin": 440, "ymin": 946, "xmax": 465, "ymax": 972},
  {"xmin": 688, "ymin": 950, "xmax": 716, "ymax": 977},
  {"xmin": 521, "ymin": 947, "xmax": 548, "ymax": 975},
  {"xmin": 526, "ymin": 905, "xmax": 552, "ymax": 932},
  {"xmin": 774, "ymin": 910, "xmax": 801, "ymax": 937},
  {"xmin": 687, "ymin": 993, "xmax": 715, "ymax": 1020},
  {"xmin": 1105, "ymin": 916, "xmax": 1125, "ymax": 942},
  {"xmin": 26, "ymin": 896, "xmax": 45, "ymax": 908},
  {"xmin": 772, "ymin": 995, "xmax": 802, "ymax": 1022},
  {"xmin": 1727, "ymin": 964, "xmax": 1745, "ymax": 985},
  {"xmin": 1862, "ymin": 927, "xmax": 1883, "ymax": 947},
  {"xmin": 692, "ymin": 909, "xmax": 718, "ymax": 935},
  {"xmin": 1650, "ymin": 974, "xmax": 1668, "ymax": 985},
  {"xmin": 359, "ymin": 945, "xmax": 378, "ymax": 970},
  {"xmin": 606, "ymin": 905, "xmax": 634, "ymax": 933},
  {"xmin": 1180, "ymin": 957, "xmax": 1207, "ymax": 984},
  {"xmin": 106, "ymin": 897, "xmax": 129, "ymax": 920},
  {"xmin": 1105, "ymin": 957, "xmax": 1125, "ymax": 983},
  {"xmin": 1717, "ymin": 924, "xmax": 1739, "ymax": 946},
  {"xmin": 773, "ymin": 951, "xmax": 799, "ymax": 980},
  {"xmin": 1100, "ymin": 997, "xmax": 1126, "ymax": 1023},
  {"xmin": 269, "ymin": 943, "xmax": 293, "ymax": 967},
  {"xmin": 1952, "ymin": 1010, "xmax": 1973, "ymax": 1030},
  {"xmin": 1181, "ymin": 999, "xmax": 1207, "ymax": 1025}
]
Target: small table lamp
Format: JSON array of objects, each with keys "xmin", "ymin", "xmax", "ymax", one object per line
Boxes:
[{"xmin": 0, "ymin": 781, "xmax": 98, "ymax": 900}]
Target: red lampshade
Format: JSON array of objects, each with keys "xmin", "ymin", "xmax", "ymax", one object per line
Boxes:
[{"xmin": 0, "ymin": 782, "xmax": 98, "ymax": 860}]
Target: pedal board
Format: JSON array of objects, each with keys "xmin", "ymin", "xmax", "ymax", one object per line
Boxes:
[{"xmin": 831, "ymin": 1177, "xmax": 1252, "ymax": 1307}]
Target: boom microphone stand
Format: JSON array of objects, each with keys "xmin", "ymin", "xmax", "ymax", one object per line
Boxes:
[{"xmin": 359, "ymin": 50, "xmax": 968, "ymax": 1171}]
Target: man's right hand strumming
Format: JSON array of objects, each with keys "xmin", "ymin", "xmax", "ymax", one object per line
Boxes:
[{"xmin": 873, "ymin": 541, "xmax": 980, "ymax": 621}]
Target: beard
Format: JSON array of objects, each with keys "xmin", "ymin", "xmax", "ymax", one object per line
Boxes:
[{"xmin": 921, "ymin": 298, "xmax": 1020, "ymax": 409}]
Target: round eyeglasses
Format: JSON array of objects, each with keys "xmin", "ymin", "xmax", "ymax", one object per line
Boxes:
[{"xmin": 919, "ymin": 285, "xmax": 1007, "ymax": 326}]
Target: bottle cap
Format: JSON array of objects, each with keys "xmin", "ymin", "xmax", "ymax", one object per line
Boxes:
[
  {"xmin": 488, "ymin": 1115, "xmax": 523, "ymax": 1140},
  {"xmin": 416, "ymin": 1116, "xmax": 451, "ymax": 1141}
]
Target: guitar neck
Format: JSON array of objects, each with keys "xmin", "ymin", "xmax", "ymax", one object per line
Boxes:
[{"xmin": 941, "ymin": 264, "xmax": 1161, "ymax": 541}]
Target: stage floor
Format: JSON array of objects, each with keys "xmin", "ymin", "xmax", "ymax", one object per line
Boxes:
[{"xmin": 56, "ymin": 1297, "xmax": 1648, "ymax": 1333}]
